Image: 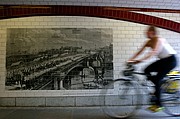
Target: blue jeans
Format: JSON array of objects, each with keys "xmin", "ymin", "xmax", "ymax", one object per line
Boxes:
[{"xmin": 144, "ymin": 55, "xmax": 177, "ymax": 106}]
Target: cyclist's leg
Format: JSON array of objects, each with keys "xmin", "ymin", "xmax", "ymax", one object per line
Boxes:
[
  {"xmin": 155, "ymin": 72, "xmax": 169, "ymax": 107},
  {"xmin": 149, "ymin": 56, "xmax": 177, "ymax": 112},
  {"xmin": 144, "ymin": 60, "xmax": 162, "ymax": 93},
  {"xmin": 144, "ymin": 60, "xmax": 162, "ymax": 103},
  {"xmin": 146, "ymin": 68, "xmax": 171, "ymax": 112},
  {"xmin": 144, "ymin": 59, "xmax": 175, "ymax": 112},
  {"xmin": 144, "ymin": 60, "xmax": 162, "ymax": 81},
  {"xmin": 155, "ymin": 62, "xmax": 177, "ymax": 107}
]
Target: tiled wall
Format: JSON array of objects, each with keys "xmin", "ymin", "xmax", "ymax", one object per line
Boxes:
[
  {"xmin": 0, "ymin": 0, "xmax": 180, "ymax": 9},
  {"xmin": 0, "ymin": 15, "xmax": 180, "ymax": 97}
]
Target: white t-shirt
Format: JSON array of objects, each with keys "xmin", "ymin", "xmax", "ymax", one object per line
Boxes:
[{"xmin": 157, "ymin": 37, "xmax": 177, "ymax": 59}]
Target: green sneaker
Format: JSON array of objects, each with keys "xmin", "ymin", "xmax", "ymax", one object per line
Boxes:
[
  {"xmin": 147, "ymin": 105, "xmax": 165, "ymax": 112},
  {"xmin": 147, "ymin": 105, "xmax": 158, "ymax": 111},
  {"xmin": 153, "ymin": 106, "xmax": 165, "ymax": 112}
]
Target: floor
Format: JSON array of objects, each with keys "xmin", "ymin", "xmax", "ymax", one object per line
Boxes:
[{"xmin": 0, "ymin": 106, "xmax": 180, "ymax": 119}]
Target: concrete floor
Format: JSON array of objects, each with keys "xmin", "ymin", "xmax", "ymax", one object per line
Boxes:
[{"xmin": 0, "ymin": 107, "xmax": 180, "ymax": 119}]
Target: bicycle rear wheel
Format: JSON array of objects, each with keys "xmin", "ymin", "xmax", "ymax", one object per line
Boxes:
[
  {"xmin": 100, "ymin": 79, "xmax": 141, "ymax": 118},
  {"xmin": 161, "ymin": 79, "xmax": 180, "ymax": 116}
]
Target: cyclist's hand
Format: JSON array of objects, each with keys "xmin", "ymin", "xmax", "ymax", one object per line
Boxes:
[
  {"xmin": 127, "ymin": 60, "xmax": 141, "ymax": 64},
  {"xmin": 127, "ymin": 60, "xmax": 136, "ymax": 64}
]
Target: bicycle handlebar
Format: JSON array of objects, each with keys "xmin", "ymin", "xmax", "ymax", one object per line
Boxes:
[{"xmin": 123, "ymin": 62, "xmax": 151, "ymax": 77}]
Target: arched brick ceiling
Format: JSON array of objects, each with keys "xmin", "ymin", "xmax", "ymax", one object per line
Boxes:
[{"xmin": 0, "ymin": 5, "xmax": 179, "ymax": 33}]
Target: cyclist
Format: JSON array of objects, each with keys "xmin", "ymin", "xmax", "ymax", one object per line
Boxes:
[{"xmin": 128, "ymin": 26, "xmax": 177, "ymax": 112}]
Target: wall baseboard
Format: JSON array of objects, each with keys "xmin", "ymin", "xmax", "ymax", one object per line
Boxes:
[{"xmin": 0, "ymin": 95, "xmax": 150, "ymax": 107}]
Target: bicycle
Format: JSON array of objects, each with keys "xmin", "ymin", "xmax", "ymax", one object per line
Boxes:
[{"xmin": 100, "ymin": 62, "xmax": 180, "ymax": 118}]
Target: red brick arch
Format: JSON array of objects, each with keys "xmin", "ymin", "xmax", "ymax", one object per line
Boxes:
[{"xmin": 0, "ymin": 5, "xmax": 179, "ymax": 33}]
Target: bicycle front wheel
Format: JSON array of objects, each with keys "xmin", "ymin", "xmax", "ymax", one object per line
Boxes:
[
  {"xmin": 100, "ymin": 79, "xmax": 141, "ymax": 118},
  {"xmin": 161, "ymin": 79, "xmax": 180, "ymax": 116}
]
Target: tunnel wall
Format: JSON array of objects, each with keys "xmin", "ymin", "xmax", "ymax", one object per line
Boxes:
[{"xmin": 0, "ymin": 5, "xmax": 179, "ymax": 107}]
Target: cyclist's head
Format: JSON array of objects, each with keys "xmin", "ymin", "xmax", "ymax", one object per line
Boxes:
[{"xmin": 146, "ymin": 26, "xmax": 157, "ymax": 39}]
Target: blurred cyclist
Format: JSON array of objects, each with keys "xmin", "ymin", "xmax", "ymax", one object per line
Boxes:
[{"xmin": 128, "ymin": 26, "xmax": 177, "ymax": 112}]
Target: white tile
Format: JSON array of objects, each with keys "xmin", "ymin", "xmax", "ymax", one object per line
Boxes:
[{"xmin": 0, "ymin": 15, "xmax": 179, "ymax": 98}]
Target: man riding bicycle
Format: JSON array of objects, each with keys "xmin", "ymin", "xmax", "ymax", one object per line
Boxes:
[{"xmin": 128, "ymin": 26, "xmax": 177, "ymax": 112}]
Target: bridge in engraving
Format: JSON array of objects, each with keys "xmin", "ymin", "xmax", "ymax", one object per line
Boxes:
[{"xmin": 6, "ymin": 46, "xmax": 113, "ymax": 90}]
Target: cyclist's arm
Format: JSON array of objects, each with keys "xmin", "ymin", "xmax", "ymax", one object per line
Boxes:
[
  {"xmin": 138, "ymin": 38, "xmax": 160, "ymax": 61},
  {"xmin": 129, "ymin": 41, "xmax": 148, "ymax": 61}
]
